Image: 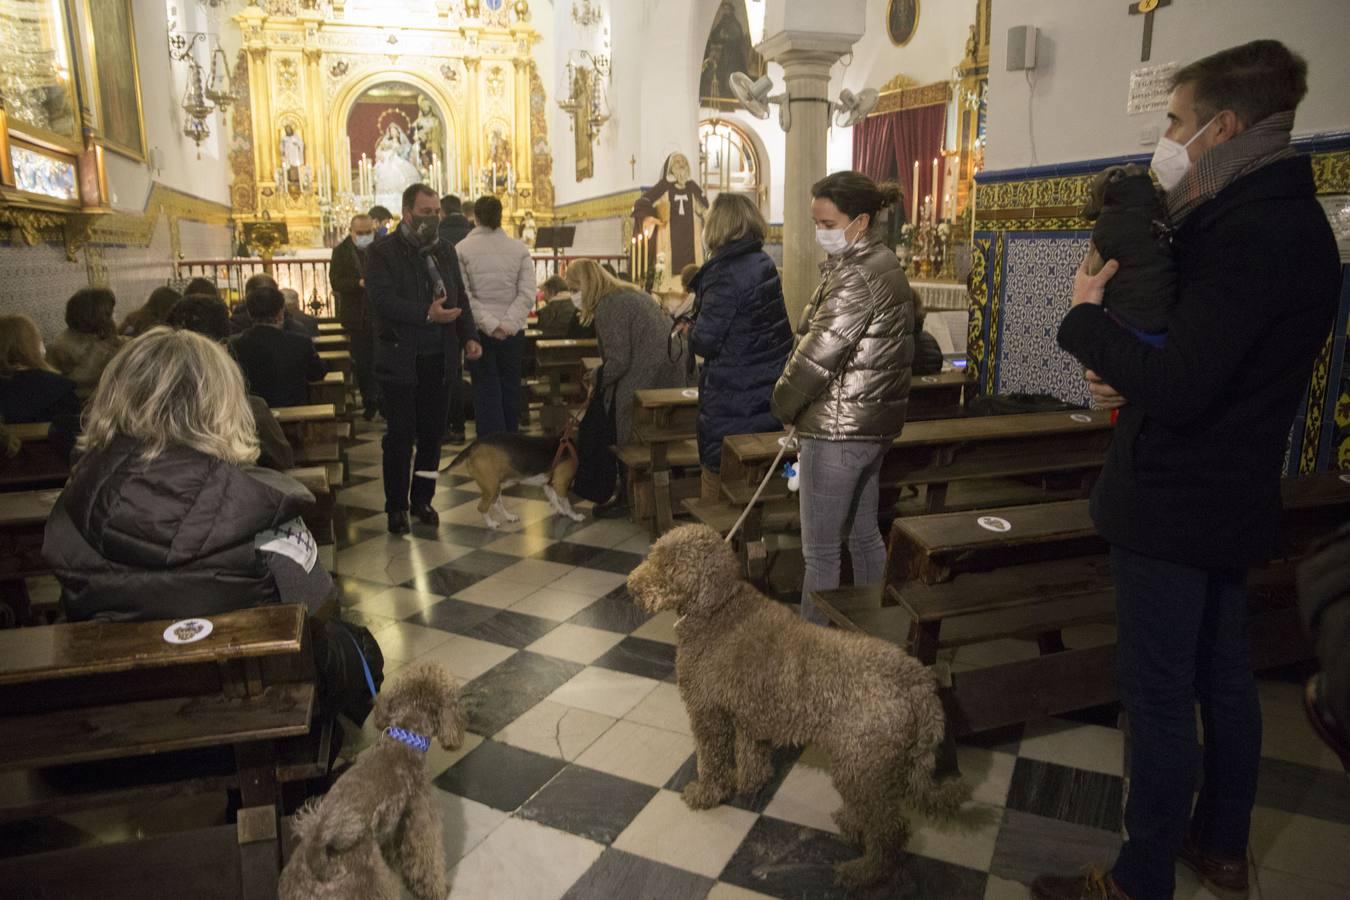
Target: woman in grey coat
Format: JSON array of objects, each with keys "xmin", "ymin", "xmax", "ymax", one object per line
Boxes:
[{"xmin": 565, "ymin": 260, "xmax": 691, "ymax": 514}]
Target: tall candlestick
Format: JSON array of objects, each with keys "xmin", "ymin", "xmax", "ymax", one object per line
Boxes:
[
  {"xmin": 930, "ymin": 158, "xmax": 939, "ymax": 225},
  {"xmin": 911, "ymin": 160, "xmax": 919, "ymax": 224}
]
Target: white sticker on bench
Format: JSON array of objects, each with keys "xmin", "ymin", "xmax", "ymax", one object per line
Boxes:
[
  {"xmin": 681, "ymin": 388, "xmax": 698, "ymax": 398},
  {"xmin": 1069, "ymin": 413, "xmax": 1093, "ymax": 423},
  {"xmin": 1341, "ymin": 473, "xmax": 1350, "ymax": 485},
  {"xmin": 921, "ymin": 376, "xmax": 937, "ymax": 383},
  {"xmin": 164, "ymin": 618, "xmax": 214, "ymax": 644},
  {"xmin": 977, "ymin": 516, "xmax": 1012, "ymax": 533}
]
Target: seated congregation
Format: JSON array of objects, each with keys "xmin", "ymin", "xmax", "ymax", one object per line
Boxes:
[{"xmin": 0, "ymin": 25, "xmax": 1347, "ymax": 900}]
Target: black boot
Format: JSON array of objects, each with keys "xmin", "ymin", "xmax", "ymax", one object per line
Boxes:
[
  {"xmin": 411, "ymin": 503, "xmax": 440, "ymax": 526},
  {"xmin": 387, "ymin": 511, "xmax": 410, "ymax": 534}
]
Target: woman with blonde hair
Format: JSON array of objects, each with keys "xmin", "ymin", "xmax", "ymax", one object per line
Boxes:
[
  {"xmin": 565, "ymin": 258, "xmax": 690, "ymax": 516},
  {"xmin": 0, "ymin": 314, "xmax": 79, "ymax": 424},
  {"xmin": 771, "ymin": 170, "xmax": 914, "ymax": 623},
  {"xmin": 686, "ymin": 192, "xmax": 792, "ymax": 501},
  {"xmin": 43, "ymin": 327, "xmax": 381, "ymax": 721}
]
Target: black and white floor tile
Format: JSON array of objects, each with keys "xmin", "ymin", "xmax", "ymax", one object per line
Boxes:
[{"xmin": 12, "ymin": 418, "xmax": 1349, "ymax": 900}]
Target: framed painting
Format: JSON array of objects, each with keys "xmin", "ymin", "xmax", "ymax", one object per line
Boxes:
[
  {"xmin": 84, "ymin": 0, "xmax": 146, "ymax": 161},
  {"xmin": 887, "ymin": 0, "xmax": 921, "ymax": 48}
]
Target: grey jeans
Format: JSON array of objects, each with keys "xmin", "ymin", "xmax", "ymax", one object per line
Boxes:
[{"xmin": 797, "ymin": 437, "xmax": 889, "ymax": 623}]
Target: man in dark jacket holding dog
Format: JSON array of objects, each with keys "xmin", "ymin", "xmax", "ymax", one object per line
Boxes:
[
  {"xmin": 1035, "ymin": 41, "xmax": 1341, "ymax": 900},
  {"xmin": 366, "ymin": 183, "xmax": 482, "ymax": 534}
]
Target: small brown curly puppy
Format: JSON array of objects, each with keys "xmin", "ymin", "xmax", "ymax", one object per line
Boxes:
[
  {"xmin": 279, "ymin": 663, "xmax": 466, "ymax": 900},
  {"xmin": 628, "ymin": 524, "xmax": 968, "ymax": 888}
]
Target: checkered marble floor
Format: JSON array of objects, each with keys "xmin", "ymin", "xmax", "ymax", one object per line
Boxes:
[{"xmin": 328, "ymin": 421, "xmax": 1350, "ymax": 900}]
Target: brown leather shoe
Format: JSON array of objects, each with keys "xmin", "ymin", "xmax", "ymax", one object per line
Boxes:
[
  {"xmin": 1031, "ymin": 868, "xmax": 1131, "ymax": 900},
  {"xmin": 1178, "ymin": 834, "xmax": 1249, "ymax": 896}
]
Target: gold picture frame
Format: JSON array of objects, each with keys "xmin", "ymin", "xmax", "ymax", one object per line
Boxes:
[
  {"xmin": 83, "ymin": 0, "xmax": 147, "ymax": 161},
  {"xmin": 887, "ymin": 0, "xmax": 921, "ymax": 48}
]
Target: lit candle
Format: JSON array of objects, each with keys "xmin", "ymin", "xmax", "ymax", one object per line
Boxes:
[
  {"xmin": 970, "ymin": 169, "xmax": 979, "ymax": 241},
  {"xmin": 930, "ymin": 158, "xmax": 939, "ymax": 224},
  {"xmin": 911, "ymin": 160, "xmax": 919, "ymax": 224}
]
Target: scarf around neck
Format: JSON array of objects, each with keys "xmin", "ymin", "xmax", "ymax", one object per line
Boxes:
[
  {"xmin": 401, "ymin": 221, "xmax": 447, "ymax": 300},
  {"xmin": 1165, "ymin": 110, "xmax": 1296, "ymax": 225}
]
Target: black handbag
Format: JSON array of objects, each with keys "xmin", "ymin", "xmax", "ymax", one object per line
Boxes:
[{"xmin": 572, "ymin": 366, "xmax": 619, "ymax": 504}]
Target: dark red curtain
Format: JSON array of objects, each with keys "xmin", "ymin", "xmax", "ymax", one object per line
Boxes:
[{"xmin": 852, "ymin": 104, "xmax": 947, "ymax": 224}]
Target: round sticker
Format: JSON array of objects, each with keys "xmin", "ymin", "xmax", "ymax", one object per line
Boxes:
[
  {"xmin": 163, "ymin": 618, "xmax": 214, "ymax": 645},
  {"xmin": 921, "ymin": 376, "xmax": 937, "ymax": 384},
  {"xmin": 1340, "ymin": 473, "xmax": 1350, "ymax": 485},
  {"xmin": 1069, "ymin": 413, "xmax": 1093, "ymax": 423},
  {"xmin": 976, "ymin": 516, "xmax": 1012, "ymax": 533},
  {"xmin": 681, "ymin": 388, "xmax": 698, "ymax": 399}
]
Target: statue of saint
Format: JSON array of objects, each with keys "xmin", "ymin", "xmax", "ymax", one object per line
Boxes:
[
  {"xmin": 373, "ymin": 123, "xmax": 421, "ymax": 207},
  {"xmin": 632, "ymin": 152, "xmax": 708, "ymax": 294},
  {"xmin": 280, "ymin": 124, "xmax": 305, "ymax": 184},
  {"xmin": 412, "ymin": 96, "xmax": 441, "ymax": 169}
]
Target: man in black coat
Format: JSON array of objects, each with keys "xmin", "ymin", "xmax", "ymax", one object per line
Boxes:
[
  {"xmin": 229, "ymin": 285, "xmax": 326, "ymax": 409},
  {"xmin": 1034, "ymin": 42, "xmax": 1341, "ymax": 900},
  {"xmin": 331, "ymin": 213, "xmax": 380, "ymax": 418},
  {"xmin": 438, "ymin": 194, "xmax": 474, "ymax": 442},
  {"xmin": 366, "ymin": 184, "xmax": 481, "ymax": 534}
]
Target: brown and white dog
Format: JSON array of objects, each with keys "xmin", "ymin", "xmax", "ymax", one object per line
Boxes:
[{"xmin": 445, "ymin": 433, "xmax": 585, "ymax": 529}]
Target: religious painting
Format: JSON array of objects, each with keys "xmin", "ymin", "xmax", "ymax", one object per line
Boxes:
[
  {"xmin": 0, "ymin": 0, "xmax": 80, "ymax": 143},
  {"xmin": 85, "ymin": 0, "xmax": 146, "ymax": 160},
  {"xmin": 699, "ymin": 0, "xmax": 765, "ymax": 111},
  {"xmin": 887, "ymin": 0, "xmax": 921, "ymax": 48}
]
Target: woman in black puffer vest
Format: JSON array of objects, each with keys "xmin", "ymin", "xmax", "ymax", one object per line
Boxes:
[
  {"xmin": 687, "ymin": 193, "xmax": 793, "ymax": 501},
  {"xmin": 43, "ymin": 328, "xmax": 381, "ymax": 724}
]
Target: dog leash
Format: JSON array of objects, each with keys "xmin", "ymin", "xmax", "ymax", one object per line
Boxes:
[
  {"xmin": 339, "ymin": 625, "xmax": 379, "ymax": 699},
  {"xmin": 724, "ymin": 425, "xmax": 797, "ymax": 545},
  {"xmin": 548, "ymin": 377, "xmax": 594, "ymax": 475}
]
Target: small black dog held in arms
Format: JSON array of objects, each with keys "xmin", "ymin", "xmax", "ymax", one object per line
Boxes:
[{"xmin": 1081, "ymin": 163, "xmax": 1178, "ymax": 340}]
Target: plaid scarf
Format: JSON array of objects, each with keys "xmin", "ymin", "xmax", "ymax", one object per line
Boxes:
[
  {"xmin": 400, "ymin": 221, "xmax": 447, "ymax": 300},
  {"xmin": 1165, "ymin": 110, "xmax": 1296, "ymax": 225}
]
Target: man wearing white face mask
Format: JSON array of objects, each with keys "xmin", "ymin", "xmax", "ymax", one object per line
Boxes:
[
  {"xmin": 1038, "ymin": 41, "xmax": 1341, "ymax": 900},
  {"xmin": 331, "ymin": 213, "xmax": 381, "ymax": 419},
  {"xmin": 771, "ymin": 170, "xmax": 914, "ymax": 624}
]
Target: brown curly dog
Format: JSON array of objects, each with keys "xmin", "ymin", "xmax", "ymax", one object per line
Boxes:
[
  {"xmin": 279, "ymin": 663, "xmax": 466, "ymax": 900},
  {"xmin": 628, "ymin": 524, "xmax": 968, "ymax": 888}
]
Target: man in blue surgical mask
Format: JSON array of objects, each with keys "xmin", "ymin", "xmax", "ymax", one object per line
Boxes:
[
  {"xmin": 1035, "ymin": 41, "xmax": 1340, "ymax": 900},
  {"xmin": 331, "ymin": 213, "xmax": 380, "ymax": 419}
]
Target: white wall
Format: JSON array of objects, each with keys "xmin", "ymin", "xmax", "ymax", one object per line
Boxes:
[{"xmin": 986, "ymin": 0, "xmax": 1350, "ymax": 172}]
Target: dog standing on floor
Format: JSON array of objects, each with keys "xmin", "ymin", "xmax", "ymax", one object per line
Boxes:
[
  {"xmin": 444, "ymin": 432, "xmax": 585, "ymax": 529},
  {"xmin": 628, "ymin": 525, "xmax": 969, "ymax": 888},
  {"xmin": 279, "ymin": 663, "xmax": 466, "ymax": 900}
]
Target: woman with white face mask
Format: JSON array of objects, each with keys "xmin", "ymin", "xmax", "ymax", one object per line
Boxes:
[{"xmin": 771, "ymin": 170, "xmax": 915, "ymax": 623}]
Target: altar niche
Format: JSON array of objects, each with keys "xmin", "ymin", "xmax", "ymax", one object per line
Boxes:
[{"xmin": 345, "ymin": 82, "xmax": 456, "ymax": 214}]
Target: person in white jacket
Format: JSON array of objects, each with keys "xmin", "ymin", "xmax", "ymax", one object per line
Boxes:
[{"xmin": 455, "ymin": 195, "xmax": 535, "ymax": 435}]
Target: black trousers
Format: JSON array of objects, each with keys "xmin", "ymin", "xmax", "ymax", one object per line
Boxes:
[
  {"xmin": 349, "ymin": 325, "xmax": 379, "ymax": 411},
  {"xmin": 381, "ymin": 354, "xmax": 448, "ymax": 512},
  {"xmin": 447, "ymin": 349, "xmax": 466, "ymax": 433}
]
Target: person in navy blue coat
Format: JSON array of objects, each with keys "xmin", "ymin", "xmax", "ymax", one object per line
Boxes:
[{"xmin": 686, "ymin": 193, "xmax": 793, "ymax": 502}]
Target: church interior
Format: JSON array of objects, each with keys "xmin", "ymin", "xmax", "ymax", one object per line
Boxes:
[{"xmin": 0, "ymin": 1, "xmax": 1348, "ymax": 898}]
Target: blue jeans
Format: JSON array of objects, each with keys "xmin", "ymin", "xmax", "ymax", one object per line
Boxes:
[
  {"xmin": 797, "ymin": 438, "xmax": 888, "ymax": 623},
  {"xmin": 1110, "ymin": 544, "xmax": 1261, "ymax": 900},
  {"xmin": 468, "ymin": 331, "xmax": 525, "ymax": 437}
]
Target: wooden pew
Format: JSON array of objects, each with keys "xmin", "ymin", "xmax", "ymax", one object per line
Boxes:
[
  {"xmin": 0, "ymin": 422, "xmax": 70, "ymax": 492},
  {"xmin": 317, "ymin": 350, "xmax": 353, "ymax": 380},
  {"xmin": 308, "ymin": 370, "xmax": 348, "ymax": 417},
  {"xmin": 314, "ymin": 334, "xmax": 350, "ymax": 353},
  {"xmin": 0, "ymin": 489, "xmax": 60, "ymax": 627},
  {"xmin": 274, "ymin": 404, "xmax": 348, "ymax": 466},
  {"xmin": 316, "ymin": 322, "xmax": 345, "ymax": 335},
  {"xmin": 905, "ymin": 370, "xmax": 971, "ymax": 421},
  {"xmin": 811, "ymin": 471, "xmax": 1350, "ymax": 735},
  {"xmin": 701, "ymin": 410, "xmax": 1113, "ymax": 580},
  {"xmin": 0, "ymin": 605, "xmax": 319, "ymax": 899},
  {"xmin": 531, "ymin": 338, "xmax": 598, "ymax": 434},
  {"xmin": 630, "ymin": 387, "xmax": 702, "ymax": 534}
]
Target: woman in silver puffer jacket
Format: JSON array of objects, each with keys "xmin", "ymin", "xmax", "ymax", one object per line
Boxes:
[{"xmin": 771, "ymin": 170, "xmax": 914, "ymax": 623}]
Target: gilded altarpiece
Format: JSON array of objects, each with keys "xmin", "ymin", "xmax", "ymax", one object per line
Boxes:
[{"xmin": 233, "ymin": 3, "xmax": 545, "ymax": 248}]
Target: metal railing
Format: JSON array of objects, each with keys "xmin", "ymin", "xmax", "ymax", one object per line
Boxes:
[{"xmin": 176, "ymin": 253, "xmax": 631, "ymax": 318}]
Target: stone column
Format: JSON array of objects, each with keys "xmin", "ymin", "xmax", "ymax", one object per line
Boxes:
[
  {"xmin": 759, "ymin": 34, "xmax": 862, "ymax": 321},
  {"xmin": 464, "ymin": 55, "xmax": 482, "ymax": 190},
  {"xmin": 512, "ymin": 58, "xmax": 534, "ymax": 198}
]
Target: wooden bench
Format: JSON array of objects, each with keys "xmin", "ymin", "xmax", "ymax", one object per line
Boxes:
[
  {"xmin": 316, "ymin": 322, "xmax": 345, "ymax": 335},
  {"xmin": 274, "ymin": 404, "xmax": 349, "ymax": 466},
  {"xmin": 534, "ymin": 338, "xmax": 598, "ymax": 434},
  {"xmin": 307, "ymin": 370, "xmax": 348, "ymax": 417},
  {"xmin": 313, "ymin": 334, "xmax": 350, "ymax": 353},
  {"xmin": 317, "ymin": 350, "xmax": 352, "ymax": 380},
  {"xmin": 0, "ymin": 604, "xmax": 321, "ymax": 899},
  {"xmin": 904, "ymin": 369, "xmax": 971, "ymax": 421},
  {"xmin": 698, "ymin": 410, "xmax": 1113, "ymax": 581},
  {"xmin": 811, "ymin": 471, "xmax": 1350, "ymax": 735},
  {"xmin": 0, "ymin": 489, "xmax": 60, "ymax": 627},
  {"xmin": 0, "ymin": 422, "xmax": 70, "ymax": 492}
]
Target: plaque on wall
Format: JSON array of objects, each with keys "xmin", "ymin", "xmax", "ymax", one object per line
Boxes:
[{"xmin": 1126, "ymin": 62, "xmax": 1179, "ymax": 115}]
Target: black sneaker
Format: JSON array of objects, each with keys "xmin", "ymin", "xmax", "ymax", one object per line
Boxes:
[
  {"xmin": 411, "ymin": 503, "xmax": 440, "ymax": 526},
  {"xmin": 387, "ymin": 511, "xmax": 410, "ymax": 534}
]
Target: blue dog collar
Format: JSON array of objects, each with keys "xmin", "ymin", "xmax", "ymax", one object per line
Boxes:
[{"xmin": 384, "ymin": 726, "xmax": 431, "ymax": 753}]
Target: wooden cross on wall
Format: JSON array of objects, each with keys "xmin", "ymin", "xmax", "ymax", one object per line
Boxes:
[{"xmin": 1129, "ymin": 0, "xmax": 1173, "ymax": 62}]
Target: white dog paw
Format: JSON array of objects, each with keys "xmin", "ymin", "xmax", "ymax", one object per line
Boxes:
[{"xmin": 566, "ymin": 510, "xmax": 585, "ymax": 522}]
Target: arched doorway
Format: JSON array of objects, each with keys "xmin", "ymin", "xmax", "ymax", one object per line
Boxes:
[
  {"xmin": 698, "ymin": 118, "xmax": 763, "ymax": 208},
  {"xmin": 341, "ymin": 80, "xmax": 458, "ymax": 211}
]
